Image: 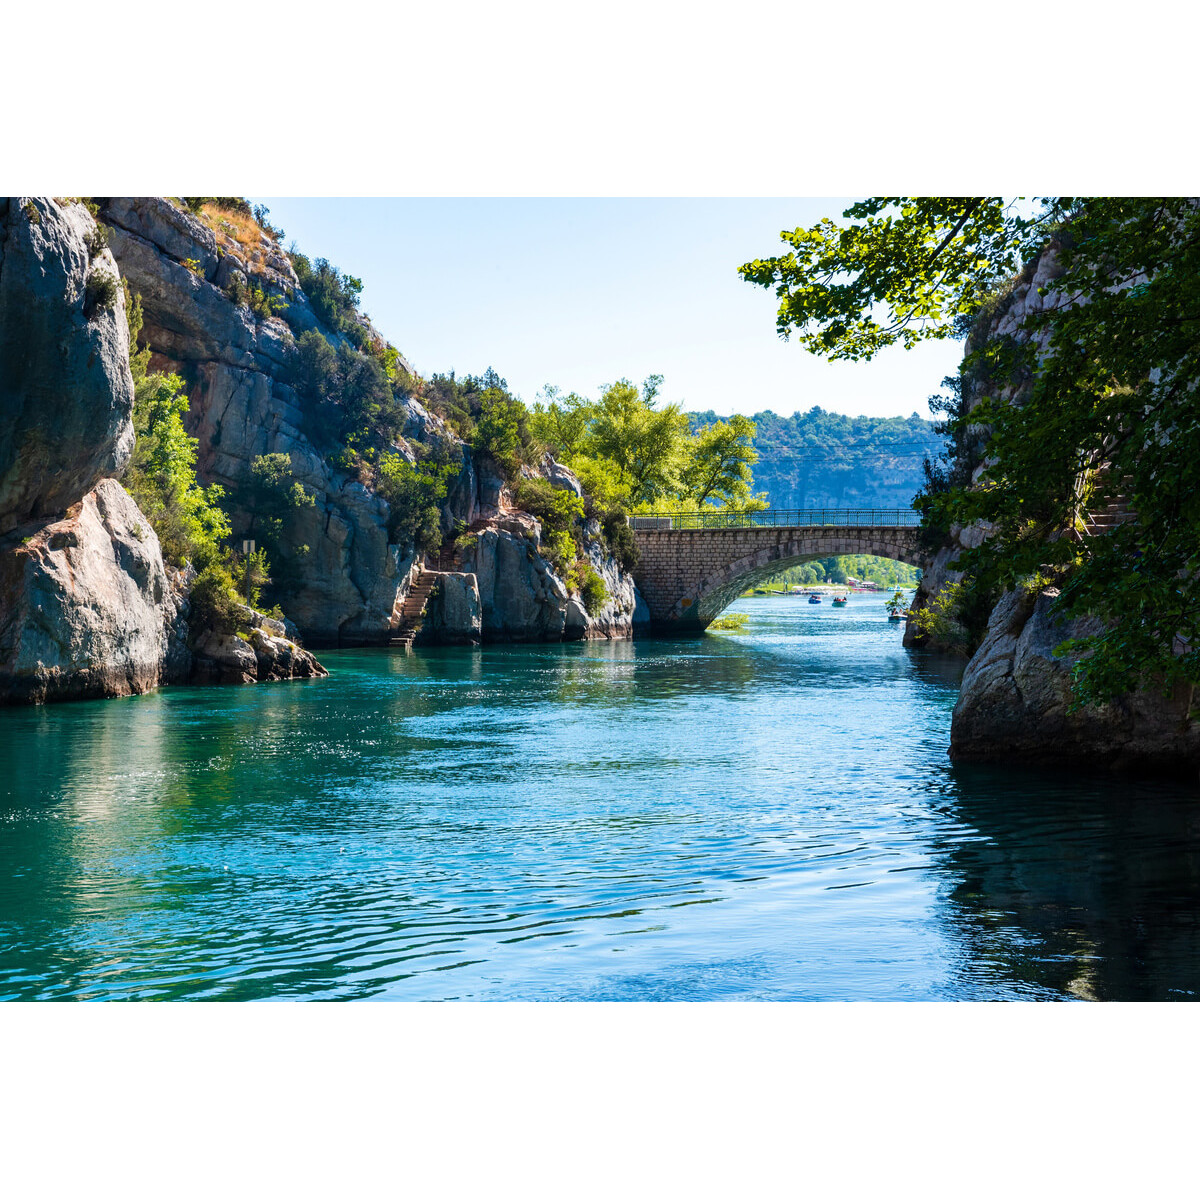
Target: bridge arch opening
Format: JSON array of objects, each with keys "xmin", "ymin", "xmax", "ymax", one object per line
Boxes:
[{"xmin": 690, "ymin": 544, "xmax": 925, "ymax": 627}]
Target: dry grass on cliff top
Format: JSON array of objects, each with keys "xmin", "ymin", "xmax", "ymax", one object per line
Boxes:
[{"xmin": 197, "ymin": 202, "xmax": 271, "ymax": 269}]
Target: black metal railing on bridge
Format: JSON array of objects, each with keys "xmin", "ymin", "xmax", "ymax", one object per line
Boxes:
[{"xmin": 628, "ymin": 508, "xmax": 921, "ymax": 531}]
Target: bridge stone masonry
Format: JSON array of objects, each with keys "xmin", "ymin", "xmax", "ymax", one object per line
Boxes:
[{"xmin": 628, "ymin": 509, "xmax": 928, "ymax": 632}]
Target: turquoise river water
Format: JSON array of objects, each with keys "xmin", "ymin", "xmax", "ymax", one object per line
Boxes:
[{"xmin": 2, "ymin": 592, "xmax": 1199, "ymax": 1001}]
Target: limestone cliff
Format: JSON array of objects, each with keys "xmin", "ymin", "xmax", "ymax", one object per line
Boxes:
[
  {"xmin": 100, "ymin": 197, "xmax": 646, "ymax": 647},
  {"xmin": 445, "ymin": 511, "xmax": 648, "ymax": 644},
  {"xmin": 0, "ymin": 198, "xmax": 185, "ymax": 703},
  {"xmin": 99, "ymin": 197, "xmax": 406, "ymax": 644},
  {"xmin": 0, "ymin": 198, "xmax": 324, "ymax": 705},
  {"xmin": 0, "ymin": 197, "xmax": 134, "ymax": 533}
]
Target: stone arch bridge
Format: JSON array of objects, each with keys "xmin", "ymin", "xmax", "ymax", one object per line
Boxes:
[{"xmin": 629, "ymin": 509, "xmax": 927, "ymax": 632}]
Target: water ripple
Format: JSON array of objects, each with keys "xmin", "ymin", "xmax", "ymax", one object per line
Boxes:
[{"xmin": 1, "ymin": 594, "xmax": 1199, "ymax": 1000}]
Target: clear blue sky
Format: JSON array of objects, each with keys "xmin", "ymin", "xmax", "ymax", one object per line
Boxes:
[{"xmin": 253, "ymin": 198, "xmax": 963, "ymax": 421}]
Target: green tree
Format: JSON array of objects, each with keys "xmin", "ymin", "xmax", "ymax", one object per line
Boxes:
[
  {"xmin": 681, "ymin": 414, "xmax": 766, "ymax": 510},
  {"xmin": 583, "ymin": 375, "xmax": 690, "ymax": 508},
  {"xmin": 248, "ymin": 454, "xmax": 315, "ymax": 539},
  {"xmin": 377, "ymin": 448, "xmax": 460, "ymax": 553},
  {"xmin": 528, "ymin": 386, "xmax": 593, "ymax": 459},
  {"xmin": 739, "ymin": 198, "xmax": 1035, "ymax": 360},
  {"xmin": 290, "ymin": 254, "xmax": 363, "ymax": 333},
  {"xmin": 472, "ymin": 393, "xmax": 534, "ymax": 476}
]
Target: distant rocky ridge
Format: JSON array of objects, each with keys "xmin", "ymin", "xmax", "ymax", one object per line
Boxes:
[{"xmin": 689, "ymin": 408, "xmax": 940, "ymax": 510}]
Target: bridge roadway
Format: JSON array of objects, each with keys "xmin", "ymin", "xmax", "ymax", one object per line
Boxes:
[{"xmin": 628, "ymin": 509, "xmax": 927, "ymax": 632}]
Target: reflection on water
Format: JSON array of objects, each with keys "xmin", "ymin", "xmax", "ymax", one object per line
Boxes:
[{"xmin": 0, "ymin": 593, "xmax": 1197, "ymax": 1000}]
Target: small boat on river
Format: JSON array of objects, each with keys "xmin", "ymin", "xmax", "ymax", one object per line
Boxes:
[
  {"xmin": 832, "ymin": 596, "xmax": 848, "ymax": 607},
  {"xmin": 808, "ymin": 594, "xmax": 822, "ymax": 604}
]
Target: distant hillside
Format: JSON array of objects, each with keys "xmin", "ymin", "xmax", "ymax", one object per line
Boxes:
[{"xmin": 689, "ymin": 407, "xmax": 940, "ymax": 510}]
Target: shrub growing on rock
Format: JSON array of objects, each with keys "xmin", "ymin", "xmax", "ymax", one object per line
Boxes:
[
  {"xmin": 578, "ymin": 565, "xmax": 609, "ymax": 616},
  {"xmin": 290, "ymin": 254, "xmax": 363, "ymax": 333},
  {"xmin": 472, "ymin": 394, "xmax": 539, "ymax": 480},
  {"xmin": 600, "ymin": 510, "xmax": 639, "ymax": 572},
  {"xmin": 543, "ymin": 529, "xmax": 577, "ymax": 576},
  {"xmin": 120, "ymin": 285, "xmax": 244, "ymax": 632},
  {"xmin": 83, "ymin": 223, "xmax": 109, "ymax": 260},
  {"xmin": 377, "ymin": 449, "xmax": 459, "ymax": 553},
  {"xmin": 84, "ymin": 270, "xmax": 119, "ymax": 319},
  {"xmin": 512, "ymin": 477, "xmax": 584, "ymax": 535}
]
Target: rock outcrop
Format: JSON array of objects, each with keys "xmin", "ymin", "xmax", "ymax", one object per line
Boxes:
[
  {"xmin": 0, "ymin": 198, "xmax": 182, "ymax": 704},
  {"xmin": 423, "ymin": 572, "xmax": 483, "ymax": 645},
  {"xmin": 950, "ymin": 587, "xmax": 1200, "ymax": 774},
  {"xmin": 453, "ymin": 513, "xmax": 648, "ymax": 643},
  {"xmin": 100, "ymin": 197, "xmax": 418, "ymax": 645},
  {"xmin": 0, "ymin": 479, "xmax": 189, "ymax": 704},
  {"xmin": 905, "ymin": 248, "xmax": 1069, "ymax": 653},
  {"xmin": 919, "ymin": 241, "xmax": 1199, "ymax": 772},
  {"xmin": 191, "ymin": 621, "xmax": 326, "ymax": 685}
]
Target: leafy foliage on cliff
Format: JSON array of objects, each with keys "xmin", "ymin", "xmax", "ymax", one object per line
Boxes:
[
  {"xmin": 120, "ymin": 287, "xmax": 241, "ymax": 631},
  {"xmin": 376, "ymin": 448, "xmax": 460, "ymax": 554},
  {"xmin": 745, "ymin": 197, "xmax": 1200, "ymax": 706},
  {"xmin": 290, "ymin": 255, "xmax": 366, "ymax": 345},
  {"xmin": 290, "ymin": 329, "xmax": 399, "ymax": 456},
  {"xmin": 243, "ymin": 452, "xmax": 316, "ymax": 601}
]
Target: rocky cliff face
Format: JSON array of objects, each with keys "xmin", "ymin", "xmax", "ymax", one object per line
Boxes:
[
  {"xmin": 0, "ymin": 476, "xmax": 190, "ymax": 704},
  {"xmin": 449, "ymin": 512, "xmax": 649, "ymax": 644},
  {"xmin": 917, "ymin": 245, "xmax": 1200, "ymax": 772},
  {"xmin": 0, "ymin": 198, "xmax": 134, "ymax": 534},
  {"xmin": 99, "ymin": 197, "xmax": 409, "ymax": 645},
  {"xmin": 0, "ymin": 198, "xmax": 184, "ymax": 703},
  {"xmin": 904, "ymin": 249, "xmax": 1068, "ymax": 653},
  {"xmin": 0, "ymin": 198, "xmax": 325, "ymax": 705},
  {"xmin": 950, "ymin": 587, "xmax": 1200, "ymax": 774},
  {"xmin": 100, "ymin": 198, "xmax": 647, "ymax": 647}
]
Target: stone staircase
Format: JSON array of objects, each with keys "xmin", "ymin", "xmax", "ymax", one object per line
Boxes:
[
  {"xmin": 1074, "ymin": 470, "xmax": 1135, "ymax": 539},
  {"xmin": 389, "ymin": 568, "xmax": 439, "ymax": 651}
]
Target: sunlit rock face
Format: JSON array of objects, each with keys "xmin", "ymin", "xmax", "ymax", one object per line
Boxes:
[
  {"xmin": 0, "ymin": 480, "xmax": 189, "ymax": 704},
  {"xmin": 456, "ymin": 514, "xmax": 648, "ymax": 644},
  {"xmin": 100, "ymin": 196, "xmax": 410, "ymax": 645},
  {"xmin": 0, "ymin": 198, "xmax": 135, "ymax": 535},
  {"xmin": 0, "ymin": 199, "xmax": 182, "ymax": 704},
  {"xmin": 0, "ymin": 198, "xmax": 325, "ymax": 705}
]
